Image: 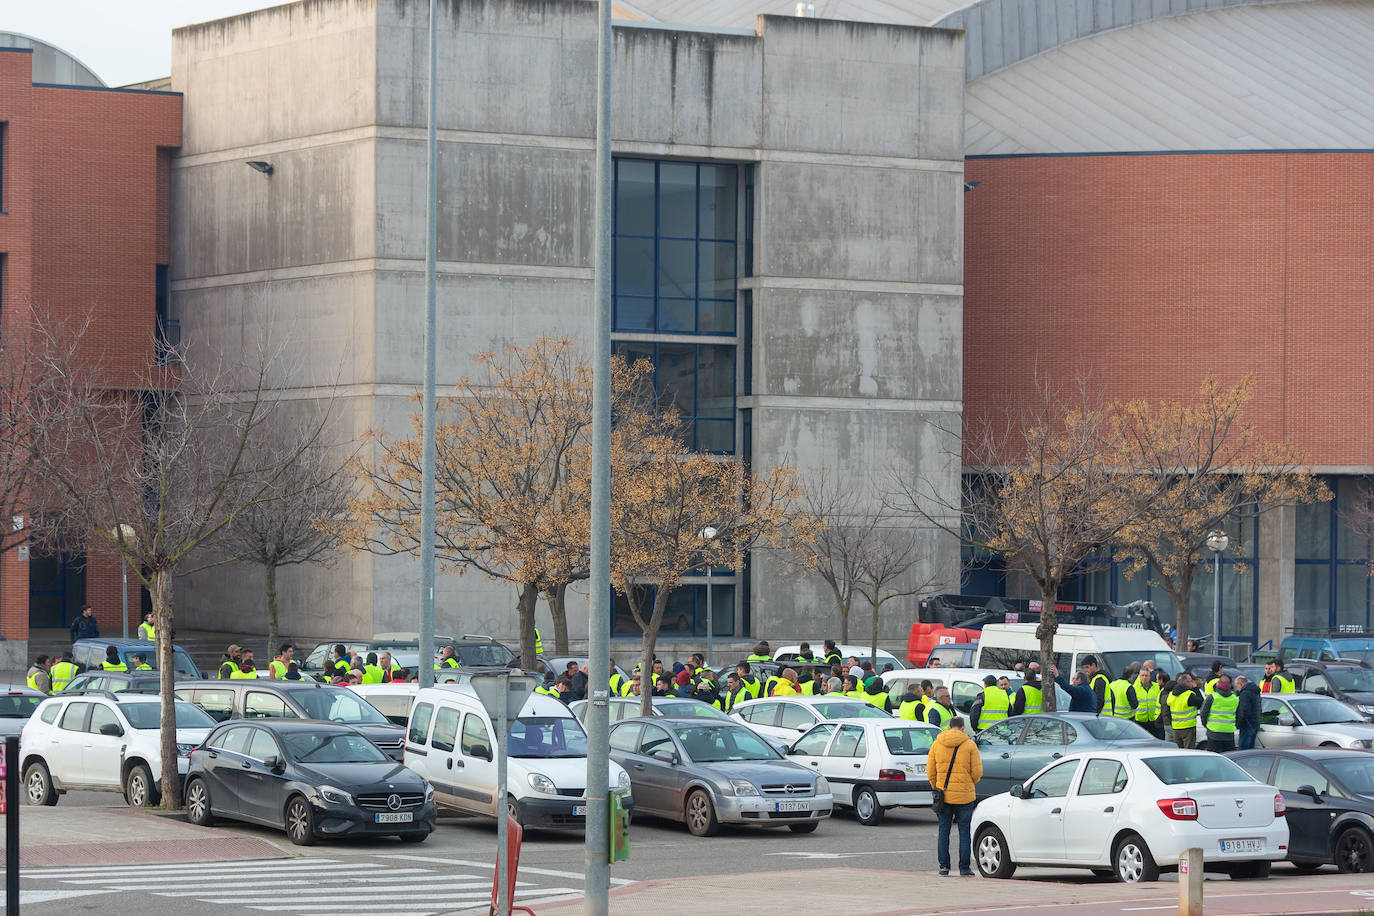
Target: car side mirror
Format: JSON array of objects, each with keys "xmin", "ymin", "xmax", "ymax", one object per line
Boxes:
[
  {"xmin": 263, "ymin": 755, "xmax": 286, "ymax": 774},
  {"xmin": 1314, "ymin": 687, "xmax": 1331, "ymax": 697},
  {"xmin": 472, "ymin": 745, "xmax": 492, "ymax": 762},
  {"xmin": 98, "ymin": 723, "xmax": 124, "ymax": 737},
  {"xmin": 1009, "ymin": 783, "xmax": 1025, "ymax": 798},
  {"xmin": 1277, "ymin": 714, "xmax": 1297, "ymax": 727},
  {"xmin": 1296, "ymin": 784, "xmax": 1322, "ymax": 802},
  {"xmin": 652, "ymin": 749, "xmax": 677, "ymax": 765}
]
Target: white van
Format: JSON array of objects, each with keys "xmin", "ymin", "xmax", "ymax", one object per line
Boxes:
[
  {"xmin": 403, "ymin": 685, "xmax": 631, "ymax": 828},
  {"xmin": 973, "ymin": 624, "xmax": 1182, "ymax": 680}
]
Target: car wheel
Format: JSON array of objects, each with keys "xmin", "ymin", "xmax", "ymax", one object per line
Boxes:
[
  {"xmin": 398, "ymin": 832, "xmax": 428, "ymax": 843},
  {"xmin": 506, "ymin": 796, "xmax": 523, "ymax": 827},
  {"xmin": 1113, "ymin": 833, "xmax": 1160, "ymax": 883},
  {"xmin": 1335, "ymin": 826, "xmax": 1373, "ymax": 873},
  {"xmin": 788, "ymin": 822, "xmax": 819, "ymax": 834},
  {"xmin": 23, "ymin": 761, "xmax": 58, "ymax": 807},
  {"xmin": 853, "ymin": 786, "xmax": 884, "ymax": 827},
  {"xmin": 185, "ymin": 777, "xmax": 215, "ymax": 827},
  {"xmin": 124, "ymin": 764, "xmax": 156, "ymax": 808},
  {"xmin": 684, "ymin": 789, "xmax": 720, "ymax": 837},
  {"xmin": 285, "ymin": 796, "xmax": 317, "ymax": 846},
  {"xmin": 1226, "ymin": 860, "xmax": 1271, "ymax": 880},
  {"xmin": 974, "ymin": 825, "xmax": 1016, "ymax": 879}
]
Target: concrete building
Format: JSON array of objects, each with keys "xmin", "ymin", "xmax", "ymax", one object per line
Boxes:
[
  {"xmin": 169, "ymin": 0, "xmax": 966, "ymax": 650},
  {"xmin": 0, "ymin": 37, "xmax": 182, "ymax": 666}
]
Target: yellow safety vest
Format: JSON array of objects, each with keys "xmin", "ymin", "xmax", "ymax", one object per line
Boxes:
[
  {"xmin": 50, "ymin": 662, "xmax": 79, "ymax": 691},
  {"xmin": 1090, "ymin": 673, "xmax": 1111, "ymax": 714},
  {"xmin": 134, "ymin": 663, "xmax": 153, "ymax": 671},
  {"xmin": 437, "ymin": 656, "xmax": 459, "ymax": 669},
  {"xmin": 1167, "ymin": 690, "xmax": 1199, "ymax": 730},
  {"xmin": 980, "ymin": 686, "xmax": 1010, "ymax": 724},
  {"xmin": 862, "ymin": 690, "xmax": 888, "ymax": 709},
  {"xmin": 608, "ymin": 673, "xmax": 631, "ymax": 697},
  {"xmin": 1205, "ymin": 677, "xmax": 1219, "ymax": 696},
  {"xmin": 1108, "ymin": 679, "xmax": 1135, "ymax": 720},
  {"xmin": 1264, "ymin": 673, "xmax": 1295, "ymax": 694},
  {"xmin": 746, "ymin": 654, "xmax": 770, "ymax": 662},
  {"xmin": 928, "ymin": 703, "xmax": 955, "ymax": 729},
  {"xmin": 229, "ymin": 668, "xmax": 259, "ymax": 679},
  {"xmin": 898, "ymin": 697, "xmax": 923, "ymax": 720},
  {"xmin": 534, "ymin": 627, "xmax": 543, "ymax": 656},
  {"xmin": 1018, "ymin": 684, "xmax": 1043, "ymax": 715},
  {"xmin": 361, "ymin": 664, "xmax": 384, "ymax": 684},
  {"xmin": 102, "ymin": 661, "xmax": 128, "ymax": 672},
  {"xmin": 1135, "ymin": 682, "xmax": 1159, "ymax": 723},
  {"xmin": 773, "ymin": 680, "xmax": 799, "ymax": 696},
  {"xmin": 269, "ymin": 659, "xmax": 288, "ymax": 678},
  {"xmin": 1206, "ymin": 692, "xmax": 1239, "ymax": 734},
  {"xmin": 800, "ymin": 680, "xmax": 816, "ymax": 695},
  {"xmin": 27, "ymin": 671, "xmax": 45, "ymax": 693},
  {"xmin": 137, "ymin": 621, "xmax": 156, "ymax": 640},
  {"xmin": 741, "ymin": 676, "xmax": 761, "ymax": 699}
]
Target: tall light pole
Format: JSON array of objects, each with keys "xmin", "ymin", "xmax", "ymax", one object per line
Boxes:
[
  {"xmin": 700, "ymin": 527, "xmax": 718, "ymax": 666},
  {"xmin": 417, "ymin": 0, "xmax": 439, "ymax": 689},
  {"xmin": 1206, "ymin": 529, "xmax": 1229, "ymax": 656},
  {"xmin": 584, "ymin": 0, "xmax": 614, "ymax": 909}
]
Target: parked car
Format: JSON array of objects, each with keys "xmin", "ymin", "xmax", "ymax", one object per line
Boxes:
[
  {"xmin": 1176, "ymin": 653, "xmax": 1265, "ymax": 687},
  {"xmin": 349, "ymin": 682, "xmax": 421, "ymax": 726},
  {"xmin": 570, "ymin": 696, "xmax": 731, "ymax": 724},
  {"xmin": 185, "ymin": 719, "xmax": 435, "ymax": 845},
  {"xmin": 404, "ymin": 686, "xmax": 631, "ymax": 828},
  {"xmin": 0, "ymin": 686, "xmax": 49, "ymax": 738},
  {"xmin": 974, "ymin": 713, "xmax": 1172, "ymax": 798},
  {"xmin": 975, "ymin": 624, "xmax": 1182, "ymax": 680},
  {"xmin": 1279, "ymin": 634, "xmax": 1374, "ymax": 665},
  {"xmin": 924, "ymin": 643, "xmax": 978, "ymax": 668},
  {"xmin": 71, "ymin": 638, "xmax": 202, "ymax": 678},
  {"xmin": 63, "ymin": 672, "xmax": 196, "ymax": 694},
  {"xmin": 1229, "ymin": 748, "xmax": 1374, "ymax": 873},
  {"xmin": 729, "ymin": 695, "xmax": 891, "ymax": 745},
  {"xmin": 972, "ymin": 749, "xmax": 1288, "ymax": 882},
  {"xmin": 172, "ymin": 681, "xmax": 406, "ymax": 760},
  {"xmin": 21, "ymin": 693, "xmax": 215, "ymax": 806},
  {"xmin": 1250, "ymin": 693, "xmax": 1374, "ymax": 749},
  {"xmin": 773, "ymin": 644, "xmax": 906, "ymax": 671},
  {"xmin": 785, "ymin": 719, "xmax": 938, "ymax": 825},
  {"xmin": 609, "ymin": 717, "xmax": 832, "ymax": 835},
  {"xmin": 1282, "ymin": 660, "xmax": 1374, "ymax": 721}
]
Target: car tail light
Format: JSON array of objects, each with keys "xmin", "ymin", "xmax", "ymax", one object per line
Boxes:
[
  {"xmin": 1274, "ymin": 794, "xmax": 1286, "ymax": 817},
  {"xmin": 1157, "ymin": 798, "xmax": 1198, "ymax": 820},
  {"xmin": 878, "ymin": 769, "xmax": 905, "ymax": 781}
]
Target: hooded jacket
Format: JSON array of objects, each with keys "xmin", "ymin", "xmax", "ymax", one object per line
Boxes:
[
  {"xmin": 1236, "ymin": 682, "xmax": 1262, "ymax": 730},
  {"xmin": 925, "ymin": 728, "xmax": 983, "ymax": 806}
]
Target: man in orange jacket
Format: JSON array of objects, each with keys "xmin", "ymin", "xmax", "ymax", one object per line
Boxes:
[{"xmin": 926, "ymin": 716, "xmax": 983, "ymax": 877}]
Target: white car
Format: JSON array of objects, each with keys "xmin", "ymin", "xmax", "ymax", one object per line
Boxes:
[
  {"xmin": 349, "ymin": 682, "xmax": 421, "ymax": 726},
  {"xmin": 972, "ymin": 749, "xmax": 1288, "ymax": 883},
  {"xmin": 772, "ymin": 644, "xmax": 907, "ymax": 671},
  {"xmin": 785, "ymin": 719, "xmax": 938, "ymax": 825},
  {"xmin": 20, "ymin": 693, "xmax": 216, "ymax": 807},
  {"xmin": 729, "ymin": 695, "xmax": 891, "ymax": 745}
]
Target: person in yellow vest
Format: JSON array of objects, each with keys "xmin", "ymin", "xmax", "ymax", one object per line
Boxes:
[
  {"xmin": 436, "ymin": 645, "xmax": 460, "ymax": 670},
  {"xmin": 1107, "ymin": 665, "xmax": 1141, "ymax": 720},
  {"xmin": 772, "ymin": 668, "xmax": 801, "ymax": 696},
  {"xmin": 722, "ymin": 672, "xmax": 750, "ymax": 712},
  {"xmin": 49, "ymin": 652, "xmax": 80, "ymax": 692},
  {"xmin": 970, "ymin": 675, "xmax": 1009, "ymax": 730},
  {"xmin": 896, "ymin": 683, "xmax": 924, "ymax": 720},
  {"xmin": 839, "ymin": 674, "xmax": 862, "ymax": 699},
  {"xmin": 269, "ymin": 644, "xmax": 295, "ymax": 679},
  {"xmin": 1080, "ymin": 656, "xmax": 1111, "ymax": 713},
  {"xmin": 101, "ymin": 645, "xmax": 128, "ymax": 672},
  {"xmin": 1200, "ymin": 675, "xmax": 1238, "ymax": 752},
  {"xmin": 229, "ymin": 656, "xmax": 258, "ymax": 679},
  {"xmin": 608, "ymin": 662, "xmax": 632, "ymax": 697},
  {"xmin": 329, "ymin": 644, "xmax": 353, "ymax": 681},
  {"xmin": 136, "ymin": 611, "xmax": 156, "ymax": 641},
  {"xmin": 218, "ymin": 644, "xmax": 244, "ymax": 679},
  {"xmin": 533, "ymin": 626, "xmax": 543, "ymax": 656},
  {"xmin": 1261, "ymin": 659, "xmax": 1296, "ymax": 694},
  {"xmin": 130, "ymin": 652, "xmax": 153, "ymax": 671},
  {"xmin": 1204, "ymin": 660, "xmax": 1225, "ymax": 696},
  {"xmin": 26, "ymin": 655, "xmax": 52, "ymax": 694},
  {"xmin": 821, "ymin": 640, "xmax": 843, "ymax": 667},
  {"xmin": 861, "ymin": 675, "xmax": 889, "ymax": 710},
  {"xmin": 1010, "ymin": 671, "xmax": 1044, "ymax": 716},
  {"xmin": 1133, "ymin": 666, "xmax": 1160, "ymax": 735},
  {"xmin": 925, "ymin": 687, "xmax": 956, "ymax": 729},
  {"xmin": 745, "ymin": 642, "xmax": 771, "ymax": 663},
  {"xmin": 798, "ymin": 666, "xmax": 820, "ymax": 695},
  {"xmin": 361, "ymin": 652, "xmax": 385, "ymax": 684},
  {"xmin": 732, "ymin": 661, "xmax": 761, "ymax": 699},
  {"xmin": 1165, "ymin": 673, "xmax": 1203, "ymax": 748},
  {"xmin": 763, "ymin": 672, "xmax": 783, "ymax": 697}
]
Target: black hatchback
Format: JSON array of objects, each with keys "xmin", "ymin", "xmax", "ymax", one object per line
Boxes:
[
  {"xmin": 1229, "ymin": 748, "xmax": 1374, "ymax": 873},
  {"xmin": 185, "ymin": 719, "xmax": 435, "ymax": 845}
]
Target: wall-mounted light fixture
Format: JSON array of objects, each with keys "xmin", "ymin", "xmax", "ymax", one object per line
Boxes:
[{"xmin": 246, "ymin": 160, "xmax": 274, "ymax": 175}]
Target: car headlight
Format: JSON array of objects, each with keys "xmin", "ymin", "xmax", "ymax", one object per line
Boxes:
[
  {"xmin": 176, "ymin": 743, "xmax": 195, "ymax": 757},
  {"xmin": 1357, "ymin": 705, "xmax": 1374, "ymax": 716},
  {"xmin": 1355, "ymin": 738, "xmax": 1373, "ymax": 749},
  {"xmin": 729, "ymin": 778, "xmax": 759, "ymax": 797},
  {"xmin": 815, "ymin": 776, "xmax": 830, "ymax": 795},
  {"xmin": 617, "ymin": 769, "xmax": 631, "ymax": 790},
  {"xmin": 425, "ymin": 783, "xmax": 435, "ymax": 802},
  {"xmin": 527, "ymin": 772, "xmax": 558, "ymax": 795},
  {"xmin": 317, "ymin": 785, "xmax": 354, "ymax": 806}
]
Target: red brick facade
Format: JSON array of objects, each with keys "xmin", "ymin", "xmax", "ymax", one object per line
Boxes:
[
  {"xmin": 963, "ymin": 152, "xmax": 1374, "ymax": 470},
  {"xmin": 0, "ymin": 48, "xmax": 181, "ymax": 643}
]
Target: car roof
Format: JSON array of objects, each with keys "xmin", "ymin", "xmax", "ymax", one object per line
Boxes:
[
  {"xmin": 1231, "ymin": 747, "xmax": 1369, "ymax": 760},
  {"xmin": 1, "ymin": 685, "xmax": 46, "ymax": 696},
  {"xmin": 1288, "ymin": 659, "xmax": 1368, "ymax": 668},
  {"xmin": 630, "ymin": 716, "xmax": 750, "ymax": 728}
]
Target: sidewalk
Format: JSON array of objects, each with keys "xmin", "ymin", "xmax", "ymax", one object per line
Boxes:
[
  {"xmin": 0, "ymin": 806, "xmax": 287, "ymax": 867},
  {"xmin": 540, "ymin": 866, "xmax": 1374, "ymax": 915}
]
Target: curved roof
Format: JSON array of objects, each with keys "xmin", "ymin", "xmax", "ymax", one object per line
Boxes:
[{"xmin": 0, "ymin": 32, "xmax": 105, "ymax": 87}]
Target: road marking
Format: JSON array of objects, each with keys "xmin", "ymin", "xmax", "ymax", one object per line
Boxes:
[
  {"xmin": 18, "ymin": 889, "xmax": 115, "ymax": 905},
  {"xmin": 24, "ymin": 859, "xmax": 349, "ymax": 877},
  {"xmin": 95, "ymin": 876, "xmax": 486, "ymax": 892},
  {"xmin": 374, "ymin": 854, "xmax": 635, "ymax": 885},
  {"xmin": 234, "ymin": 888, "xmax": 578, "ymax": 909},
  {"xmin": 1120, "ymin": 907, "xmax": 1178, "ymax": 912},
  {"xmin": 56, "ymin": 867, "xmax": 435, "ymax": 885}
]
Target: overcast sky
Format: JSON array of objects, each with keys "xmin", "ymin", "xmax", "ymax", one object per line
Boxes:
[{"xmin": 5, "ymin": 1, "xmax": 283, "ymax": 87}]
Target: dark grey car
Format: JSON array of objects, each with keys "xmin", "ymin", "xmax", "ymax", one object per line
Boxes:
[
  {"xmin": 974, "ymin": 712, "xmax": 1172, "ymax": 798},
  {"xmin": 608, "ymin": 717, "xmax": 833, "ymax": 836}
]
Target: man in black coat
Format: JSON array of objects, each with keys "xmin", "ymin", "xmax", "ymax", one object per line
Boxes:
[{"xmin": 1235, "ymin": 675, "xmax": 1262, "ymax": 750}]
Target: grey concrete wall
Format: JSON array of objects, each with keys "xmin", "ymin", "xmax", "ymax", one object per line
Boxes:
[{"xmin": 1258, "ymin": 502, "xmax": 1296, "ymax": 649}]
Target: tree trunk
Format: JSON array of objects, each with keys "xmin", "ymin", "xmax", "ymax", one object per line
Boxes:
[
  {"xmin": 516, "ymin": 582, "xmax": 540, "ymax": 668},
  {"xmin": 265, "ymin": 562, "xmax": 280, "ymax": 661},
  {"xmin": 638, "ymin": 586, "xmax": 673, "ymax": 718},
  {"xmin": 546, "ymin": 582, "xmax": 571, "ymax": 656},
  {"xmin": 1168, "ymin": 563, "xmax": 1196, "ymax": 645},
  {"xmin": 870, "ymin": 598, "xmax": 883, "ymax": 670},
  {"xmin": 154, "ymin": 567, "xmax": 182, "ymax": 808},
  {"xmin": 837, "ymin": 594, "xmax": 851, "ymax": 643},
  {"xmin": 1036, "ymin": 587, "xmax": 1059, "ymax": 713}
]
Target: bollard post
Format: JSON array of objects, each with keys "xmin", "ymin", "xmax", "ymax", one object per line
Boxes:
[
  {"xmin": 6, "ymin": 735, "xmax": 18, "ymax": 915},
  {"xmin": 1177, "ymin": 847, "xmax": 1202, "ymax": 916}
]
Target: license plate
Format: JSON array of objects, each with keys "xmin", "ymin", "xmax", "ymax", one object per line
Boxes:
[
  {"xmin": 374, "ymin": 812, "xmax": 414, "ymax": 824},
  {"xmin": 1220, "ymin": 838, "xmax": 1263, "ymax": 853},
  {"xmin": 774, "ymin": 801, "xmax": 809, "ymax": 812},
  {"xmin": 573, "ymin": 805, "xmax": 587, "ymax": 815}
]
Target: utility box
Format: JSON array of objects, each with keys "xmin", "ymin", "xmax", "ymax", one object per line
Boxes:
[{"xmin": 609, "ymin": 789, "xmax": 631, "ymax": 863}]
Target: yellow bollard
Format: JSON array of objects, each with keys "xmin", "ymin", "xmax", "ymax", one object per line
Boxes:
[{"xmin": 1177, "ymin": 847, "xmax": 1203, "ymax": 916}]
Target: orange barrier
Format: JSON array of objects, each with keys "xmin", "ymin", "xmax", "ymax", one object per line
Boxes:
[{"xmin": 490, "ymin": 815, "xmax": 535, "ymax": 916}]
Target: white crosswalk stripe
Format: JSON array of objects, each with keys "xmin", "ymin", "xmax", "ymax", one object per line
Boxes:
[{"xmin": 20, "ymin": 855, "xmax": 597, "ymax": 916}]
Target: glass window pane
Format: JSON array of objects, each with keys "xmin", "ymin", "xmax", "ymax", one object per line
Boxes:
[
  {"xmin": 1222, "ymin": 564, "xmax": 1255, "ymax": 642},
  {"xmin": 615, "ymin": 237, "xmax": 654, "ymax": 297},
  {"xmin": 710, "ymin": 584, "xmax": 734, "ymax": 637},
  {"xmin": 696, "ymin": 419, "xmax": 734, "ymax": 454},
  {"xmin": 659, "ymin": 163, "xmax": 697, "ymax": 237},
  {"xmin": 661, "ymin": 588, "xmax": 694, "ymax": 635},
  {"xmin": 1337, "ymin": 482, "xmax": 1371, "ymax": 560},
  {"xmin": 658, "ymin": 239, "xmax": 696, "ymax": 299},
  {"xmin": 697, "ymin": 346, "xmax": 734, "ymax": 418},
  {"xmin": 699, "ymin": 299, "xmax": 735, "ymax": 335},
  {"xmin": 658, "ymin": 299, "xmax": 695, "ymax": 333},
  {"xmin": 615, "ymin": 297, "xmax": 654, "ymax": 332},
  {"xmin": 1294, "ymin": 564, "xmax": 1331, "ymax": 631},
  {"xmin": 1296, "ymin": 498, "xmax": 1331, "ymax": 559},
  {"xmin": 615, "ymin": 159, "xmax": 655, "ymax": 237},
  {"xmin": 614, "ymin": 340, "xmax": 654, "ymax": 370},
  {"xmin": 698, "ymin": 241, "xmax": 736, "ymax": 300},
  {"xmin": 1335, "ymin": 565, "xmax": 1370, "ymax": 631},
  {"xmin": 698, "ymin": 164, "xmax": 737, "ymax": 240},
  {"xmin": 657, "ymin": 344, "xmax": 695, "ymax": 418}
]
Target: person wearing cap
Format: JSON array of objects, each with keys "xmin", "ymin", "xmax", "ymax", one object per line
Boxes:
[
  {"xmin": 896, "ymin": 682, "xmax": 924, "ymax": 720},
  {"xmin": 860, "ymin": 675, "xmax": 888, "ymax": 709},
  {"xmin": 670, "ymin": 669, "xmax": 694, "ymax": 697},
  {"xmin": 218, "ymin": 644, "xmax": 243, "ymax": 679},
  {"xmin": 361, "ymin": 652, "xmax": 385, "ymax": 684},
  {"xmin": 131, "ymin": 653, "xmax": 152, "ymax": 671}
]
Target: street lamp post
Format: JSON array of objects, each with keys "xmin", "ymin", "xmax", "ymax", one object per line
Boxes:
[
  {"xmin": 110, "ymin": 524, "xmax": 137, "ymax": 638},
  {"xmin": 1206, "ymin": 529, "xmax": 1230, "ymax": 656},
  {"xmin": 700, "ymin": 527, "xmax": 718, "ymax": 666}
]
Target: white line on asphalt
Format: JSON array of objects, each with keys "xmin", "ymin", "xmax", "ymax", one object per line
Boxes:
[
  {"xmin": 192, "ymin": 886, "xmax": 575, "ymax": 905},
  {"xmin": 1120, "ymin": 907, "xmax": 1178, "ymax": 911},
  {"xmin": 50, "ymin": 865, "xmax": 422, "ymax": 883},
  {"xmin": 24, "ymin": 859, "xmax": 341, "ymax": 877},
  {"xmin": 229, "ymin": 889, "xmax": 578, "ymax": 908},
  {"xmin": 76, "ymin": 876, "xmax": 492, "ymax": 893},
  {"xmin": 375, "ymin": 854, "xmax": 633, "ymax": 885},
  {"xmin": 439, "ymin": 892, "xmax": 583, "ymax": 915}
]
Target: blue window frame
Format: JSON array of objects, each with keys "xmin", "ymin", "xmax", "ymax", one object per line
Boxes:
[
  {"xmin": 612, "ymin": 583, "xmax": 735, "ymax": 638},
  {"xmin": 1295, "ymin": 476, "xmax": 1371, "ymax": 633},
  {"xmin": 613, "ymin": 340, "xmax": 736, "ymax": 454}
]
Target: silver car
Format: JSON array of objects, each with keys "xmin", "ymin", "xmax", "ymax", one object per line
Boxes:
[
  {"xmin": 1252, "ymin": 693, "xmax": 1374, "ymax": 750},
  {"xmin": 0, "ymin": 685, "xmax": 46, "ymax": 739},
  {"xmin": 608, "ymin": 717, "xmax": 833, "ymax": 836}
]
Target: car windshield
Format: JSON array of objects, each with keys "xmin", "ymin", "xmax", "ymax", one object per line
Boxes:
[
  {"xmin": 452, "ymin": 644, "xmax": 517, "ymax": 667},
  {"xmin": 509, "ymin": 716, "xmax": 588, "ymax": 758},
  {"xmin": 1325, "ymin": 759, "xmax": 1374, "ymax": 797},
  {"xmin": 123, "ymin": 701, "xmax": 216, "ymax": 730},
  {"xmin": 1325, "ymin": 667, "xmax": 1374, "ymax": 692},
  {"xmin": 283, "ymin": 731, "xmax": 388, "ymax": 763},
  {"xmin": 1101, "ymin": 651, "xmax": 1182, "ymax": 677},
  {"xmin": 1144, "ymin": 755, "xmax": 1253, "ymax": 785},
  {"xmin": 812, "ymin": 702, "xmax": 890, "ymax": 719},
  {"xmin": 1290, "ymin": 697, "xmax": 1366, "ymax": 724},
  {"xmin": 294, "ymin": 688, "xmax": 391, "ymax": 724},
  {"xmin": 883, "ymin": 727, "xmax": 936, "ymax": 754},
  {"xmin": 0, "ymin": 695, "xmax": 42, "ymax": 719},
  {"xmin": 674, "ymin": 725, "xmax": 778, "ymax": 762},
  {"xmin": 656, "ymin": 700, "xmax": 729, "ymax": 719},
  {"xmin": 1340, "ymin": 649, "xmax": 1374, "ymax": 666},
  {"xmin": 1081, "ymin": 718, "xmax": 1152, "ymax": 741}
]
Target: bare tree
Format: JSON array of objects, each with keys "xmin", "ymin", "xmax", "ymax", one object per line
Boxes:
[
  {"xmin": 855, "ymin": 525, "xmax": 945, "ymax": 667},
  {"xmin": 783, "ymin": 466, "xmax": 876, "ymax": 644},
  {"xmin": 26, "ymin": 324, "xmax": 331, "ymax": 808},
  {"xmin": 1340, "ymin": 478, "xmax": 1374, "ymax": 577}
]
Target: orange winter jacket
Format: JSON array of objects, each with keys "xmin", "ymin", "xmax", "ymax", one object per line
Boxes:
[{"xmin": 925, "ymin": 728, "xmax": 983, "ymax": 805}]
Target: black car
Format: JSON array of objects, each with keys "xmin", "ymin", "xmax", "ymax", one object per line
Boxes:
[
  {"xmin": 1284, "ymin": 660, "xmax": 1374, "ymax": 722},
  {"xmin": 1229, "ymin": 748, "xmax": 1374, "ymax": 873},
  {"xmin": 185, "ymin": 720, "xmax": 435, "ymax": 845},
  {"xmin": 173, "ymin": 681, "xmax": 405, "ymax": 760}
]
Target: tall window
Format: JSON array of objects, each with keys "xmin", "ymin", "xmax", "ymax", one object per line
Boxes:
[{"xmin": 1296, "ymin": 477, "xmax": 1371, "ymax": 633}]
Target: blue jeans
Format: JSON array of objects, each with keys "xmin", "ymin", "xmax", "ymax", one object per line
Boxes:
[
  {"xmin": 1237, "ymin": 726, "xmax": 1258, "ymax": 750},
  {"xmin": 937, "ymin": 801, "xmax": 974, "ymax": 872}
]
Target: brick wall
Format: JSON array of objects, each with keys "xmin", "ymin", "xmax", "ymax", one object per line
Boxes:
[{"xmin": 964, "ymin": 152, "xmax": 1374, "ymax": 470}]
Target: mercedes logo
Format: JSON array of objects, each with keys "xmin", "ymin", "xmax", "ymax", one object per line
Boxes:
[{"xmin": 387, "ymin": 794, "xmax": 403, "ymax": 810}]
